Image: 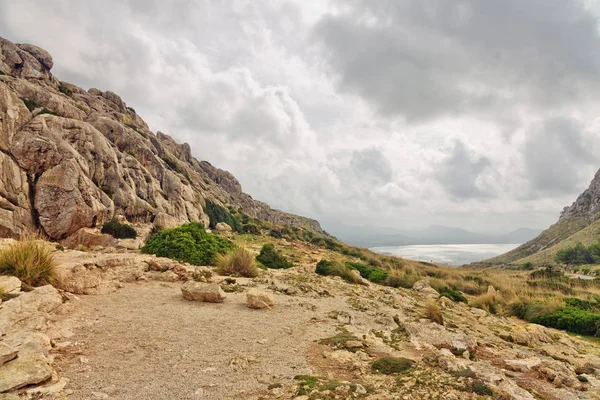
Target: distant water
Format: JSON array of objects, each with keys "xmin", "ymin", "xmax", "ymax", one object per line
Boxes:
[{"xmin": 370, "ymin": 243, "xmax": 521, "ymax": 266}]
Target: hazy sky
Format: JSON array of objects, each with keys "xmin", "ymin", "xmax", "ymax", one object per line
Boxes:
[{"xmin": 2, "ymin": 0, "xmax": 600, "ymax": 233}]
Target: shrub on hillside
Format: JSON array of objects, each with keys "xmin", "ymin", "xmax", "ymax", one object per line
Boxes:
[
  {"xmin": 204, "ymin": 199, "xmax": 241, "ymax": 232},
  {"xmin": 371, "ymin": 357, "xmax": 414, "ymax": 374},
  {"xmin": 101, "ymin": 220, "xmax": 137, "ymax": 239},
  {"xmin": 555, "ymin": 242, "xmax": 600, "ymax": 265},
  {"xmin": 346, "ymin": 261, "xmax": 388, "ymax": 283},
  {"xmin": 256, "ymin": 244, "xmax": 293, "ymax": 269},
  {"xmin": 215, "ymin": 247, "xmax": 259, "ymax": 277},
  {"xmin": 0, "ymin": 237, "xmax": 56, "ymax": 286},
  {"xmin": 315, "ymin": 260, "xmax": 361, "ymax": 284},
  {"xmin": 437, "ymin": 286, "xmax": 467, "ymax": 303},
  {"xmin": 141, "ymin": 222, "xmax": 234, "ymax": 265}
]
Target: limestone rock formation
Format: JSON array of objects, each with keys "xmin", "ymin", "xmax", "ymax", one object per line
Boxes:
[{"xmin": 0, "ymin": 36, "xmax": 323, "ymax": 240}]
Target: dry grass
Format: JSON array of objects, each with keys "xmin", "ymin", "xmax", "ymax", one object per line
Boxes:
[
  {"xmin": 425, "ymin": 302, "xmax": 444, "ymax": 325},
  {"xmin": 0, "ymin": 235, "xmax": 56, "ymax": 286},
  {"xmin": 215, "ymin": 247, "xmax": 260, "ymax": 278}
]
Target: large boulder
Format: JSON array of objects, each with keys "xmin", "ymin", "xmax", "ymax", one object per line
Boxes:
[
  {"xmin": 181, "ymin": 282, "xmax": 226, "ymax": 303},
  {"xmin": 246, "ymin": 289, "xmax": 275, "ymax": 309},
  {"xmin": 0, "ymin": 353, "xmax": 53, "ymax": 393},
  {"xmin": 214, "ymin": 222, "xmax": 232, "ymax": 232},
  {"xmin": 0, "ymin": 285, "xmax": 62, "ymax": 334}
]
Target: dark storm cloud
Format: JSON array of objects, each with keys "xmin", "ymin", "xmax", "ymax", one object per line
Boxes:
[
  {"xmin": 313, "ymin": 0, "xmax": 600, "ymax": 121},
  {"xmin": 435, "ymin": 140, "xmax": 494, "ymax": 199},
  {"xmin": 524, "ymin": 117, "xmax": 597, "ymax": 195}
]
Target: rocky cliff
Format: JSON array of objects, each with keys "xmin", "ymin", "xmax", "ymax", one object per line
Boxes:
[
  {"xmin": 0, "ymin": 37, "xmax": 322, "ymax": 240},
  {"xmin": 485, "ymin": 168, "xmax": 600, "ymax": 264}
]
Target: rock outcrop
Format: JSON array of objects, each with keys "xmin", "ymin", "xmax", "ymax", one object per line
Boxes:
[
  {"xmin": 181, "ymin": 282, "xmax": 226, "ymax": 303},
  {"xmin": 0, "ymin": 36, "xmax": 323, "ymax": 240}
]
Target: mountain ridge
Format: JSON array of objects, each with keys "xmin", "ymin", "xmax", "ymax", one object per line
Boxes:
[
  {"xmin": 0, "ymin": 36, "xmax": 323, "ymax": 240},
  {"xmin": 485, "ymin": 169, "xmax": 600, "ymax": 264}
]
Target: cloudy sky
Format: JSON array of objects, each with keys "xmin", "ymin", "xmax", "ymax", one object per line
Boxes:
[{"xmin": 2, "ymin": 0, "xmax": 600, "ymax": 234}]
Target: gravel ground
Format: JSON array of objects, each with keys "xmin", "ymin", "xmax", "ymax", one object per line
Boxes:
[{"xmin": 52, "ymin": 282, "xmax": 333, "ymax": 400}]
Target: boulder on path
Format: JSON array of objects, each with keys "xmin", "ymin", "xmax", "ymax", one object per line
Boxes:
[
  {"xmin": 247, "ymin": 289, "xmax": 275, "ymax": 309},
  {"xmin": 181, "ymin": 282, "xmax": 226, "ymax": 303}
]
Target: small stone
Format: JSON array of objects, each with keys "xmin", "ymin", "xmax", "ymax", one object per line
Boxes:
[
  {"xmin": 247, "ymin": 289, "xmax": 275, "ymax": 309},
  {"xmin": 79, "ymin": 356, "xmax": 89, "ymax": 364},
  {"xmin": 181, "ymin": 282, "xmax": 226, "ymax": 303},
  {"xmin": 91, "ymin": 392, "xmax": 109, "ymax": 399},
  {"xmin": 344, "ymin": 340, "xmax": 364, "ymax": 349}
]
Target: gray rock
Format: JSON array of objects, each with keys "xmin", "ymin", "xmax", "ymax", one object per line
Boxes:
[{"xmin": 0, "ymin": 353, "xmax": 52, "ymax": 392}]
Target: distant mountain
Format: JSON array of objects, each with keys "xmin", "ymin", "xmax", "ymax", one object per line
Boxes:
[
  {"xmin": 487, "ymin": 169, "xmax": 600, "ymax": 265},
  {"xmin": 325, "ymin": 222, "xmax": 542, "ymax": 247}
]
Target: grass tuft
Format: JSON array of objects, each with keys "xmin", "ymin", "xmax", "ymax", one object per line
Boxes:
[
  {"xmin": 371, "ymin": 357, "xmax": 414, "ymax": 374},
  {"xmin": 0, "ymin": 236, "xmax": 56, "ymax": 286},
  {"xmin": 216, "ymin": 247, "xmax": 260, "ymax": 278}
]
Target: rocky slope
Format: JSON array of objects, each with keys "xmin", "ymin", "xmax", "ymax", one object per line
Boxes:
[
  {"xmin": 2, "ymin": 237, "xmax": 600, "ymax": 399},
  {"xmin": 0, "ymin": 36, "xmax": 322, "ymax": 240},
  {"xmin": 485, "ymin": 169, "xmax": 600, "ymax": 265}
]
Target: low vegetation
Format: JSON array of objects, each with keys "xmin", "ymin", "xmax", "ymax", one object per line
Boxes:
[
  {"xmin": 142, "ymin": 222, "xmax": 234, "ymax": 265},
  {"xmin": 101, "ymin": 220, "xmax": 137, "ymax": 239},
  {"xmin": 256, "ymin": 244, "xmax": 292, "ymax": 269},
  {"xmin": 370, "ymin": 357, "xmax": 414, "ymax": 374},
  {"xmin": 205, "ymin": 199, "xmax": 242, "ymax": 232},
  {"xmin": 215, "ymin": 247, "xmax": 259, "ymax": 278},
  {"xmin": 0, "ymin": 236, "xmax": 56, "ymax": 286},
  {"xmin": 555, "ymin": 241, "xmax": 600, "ymax": 265},
  {"xmin": 425, "ymin": 302, "xmax": 444, "ymax": 325},
  {"xmin": 315, "ymin": 260, "xmax": 361, "ymax": 284}
]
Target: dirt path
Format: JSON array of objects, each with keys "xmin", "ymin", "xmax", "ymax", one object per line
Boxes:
[{"xmin": 51, "ymin": 282, "xmax": 337, "ymax": 400}]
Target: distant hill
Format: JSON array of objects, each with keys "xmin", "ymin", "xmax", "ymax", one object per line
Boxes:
[
  {"xmin": 326, "ymin": 223, "xmax": 542, "ymax": 247},
  {"xmin": 486, "ymin": 169, "xmax": 600, "ymax": 265}
]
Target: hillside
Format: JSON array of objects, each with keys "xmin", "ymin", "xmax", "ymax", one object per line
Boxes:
[
  {"xmin": 0, "ymin": 37, "xmax": 322, "ymax": 241},
  {"xmin": 485, "ymin": 169, "xmax": 600, "ymax": 265}
]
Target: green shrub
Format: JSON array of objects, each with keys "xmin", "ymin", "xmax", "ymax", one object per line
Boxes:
[
  {"xmin": 22, "ymin": 98, "xmax": 41, "ymax": 111},
  {"xmin": 38, "ymin": 108, "xmax": 57, "ymax": 116},
  {"xmin": 256, "ymin": 244, "xmax": 292, "ymax": 269},
  {"xmin": 346, "ymin": 261, "xmax": 388, "ymax": 283},
  {"xmin": 215, "ymin": 247, "xmax": 259, "ymax": 277},
  {"xmin": 315, "ymin": 260, "xmax": 361, "ymax": 284},
  {"xmin": 471, "ymin": 380, "xmax": 493, "ymax": 395},
  {"xmin": 530, "ymin": 307, "xmax": 600, "ymax": 336},
  {"xmin": 0, "ymin": 237, "xmax": 56, "ymax": 286},
  {"xmin": 101, "ymin": 220, "xmax": 137, "ymax": 239},
  {"xmin": 58, "ymin": 83, "xmax": 73, "ymax": 96},
  {"xmin": 438, "ymin": 286, "xmax": 467, "ymax": 303},
  {"xmin": 142, "ymin": 222, "xmax": 234, "ymax": 265},
  {"xmin": 243, "ymin": 223, "xmax": 260, "ymax": 234},
  {"xmin": 555, "ymin": 242, "xmax": 600, "ymax": 265},
  {"xmin": 578, "ymin": 375, "xmax": 589, "ymax": 383},
  {"xmin": 371, "ymin": 357, "xmax": 414, "ymax": 374},
  {"xmin": 204, "ymin": 199, "xmax": 241, "ymax": 232}
]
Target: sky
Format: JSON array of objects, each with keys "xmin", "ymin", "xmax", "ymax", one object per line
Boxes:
[{"xmin": 2, "ymin": 0, "xmax": 600, "ymax": 234}]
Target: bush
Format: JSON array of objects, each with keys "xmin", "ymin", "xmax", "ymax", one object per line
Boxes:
[
  {"xmin": 471, "ymin": 293, "xmax": 502, "ymax": 314},
  {"xmin": 530, "ymin": 306, "xmax": 600, "ymax": 336},
  {"xmin": 0, "ymin": 237, "xmax": 56, "ymax": 286},
  {"xmin": 215, "ymin": 247, "xmax": 259, "ymax": 277},
  {"xmin": 555, "ymin": 242, "xmax": 600, "ymax": 265},
  {"xmin": 346, "ymin": 261, "xmax": 388, "ymax": 283},
  {"xmin": 243, "ymin": 223, "xmax": 260, "ymax": 234},
  {"xmin": 471, "ymin": 380, "xmax": 493, "ymax": 395},
  {"xmin": 371, "ymin": 357, "xmax": 414, "ymax": 374},
  {"xmin": 101, "ymin": 220, "xmax": 137, "ymax": 239},
  {"xmin": 256, "ymin": 244, "xmax": 292, "ymax": 269},
  {"xmin": 22, "ymin": 98, "xmax": 41, "ymax": 111},
  {"xmin": 142, "ymin": 222, "xmax": 234, "ymax": 265},
  {"xmin": 425, "ymin": 302, "xmax": 444, "ymax": 325},
  {"xmin": 204, "ymin": 199, "xmax": 241, "ymax": 232},
  {"xmin": 58, "ymin": 83, "xmax": 73, "ymax": 96},
  {"xmin": 438, "ymin": 286, "xmax": 467, "ymax": 303},
  {"xmin": 315, "ymin": 260, "xmax": 361, "ymax": 284}
]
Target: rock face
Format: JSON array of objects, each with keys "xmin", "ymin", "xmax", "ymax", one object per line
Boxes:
[
  {"xmin": 246, "ymin": 289, "xmax": 275, "ymax": 309},
  {"xmin": 560, "ymin": 168, "xmax": 600, "ymax": 221},
  {"xmin": 0, "ymin": 36, "xmax": 323, "ymax": 240},
  {"xmin": 181, "ymin": 282, "xmax": 226, "ymax": 303}
]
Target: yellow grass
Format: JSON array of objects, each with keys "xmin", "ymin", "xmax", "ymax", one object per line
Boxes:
[
  {"xmin": 0, "ymin": 235, "xmax": 56, "ymax": 286},
  {"xmin": 215, "ymin": 247, "xmax": 260, "ymax": 278}
]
